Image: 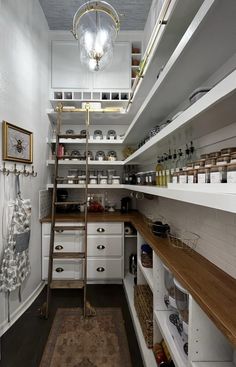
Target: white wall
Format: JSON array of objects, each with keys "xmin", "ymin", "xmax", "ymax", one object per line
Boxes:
[{"xmin": 0, "ymin": 0, "xmax": 49, "ymax": 334}]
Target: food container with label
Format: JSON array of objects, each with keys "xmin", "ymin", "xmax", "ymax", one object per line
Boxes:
[
  {"xmin": 216, "ymin": 155, "xmax": 230, "ymax": 165},
  {"xmin": 197, "ymin": 168, "xmax": 210, "ymax": 183},
  {"xmin": 205, "ymin": 158, "xmax": 216, "ymax": 168},
  {"xmin": 78, "ymin": 175, "xmax": 86, "ymax": 184},
  {"xmin": 163, "ymin": 264, "xmax": 177, "ymax": 309},
  {"xmin": 93, "ymin": 130, "xmax": 103, "ymax": 140},
  {"xmin": 210, "ymin": 164, "xmax": 227, "ymax": 183},
  {"xmin": 107, "ymin": 150, "xmax": 117, "ymax": 161},
  {"xmin": 221, "ymin": 147, "xmax": 236, "ymax": 155},
  {"xmin": 227, "ymin": 163, "xmax": 236, "ymax": 183},
  {"xmin": 112, "ymin": 176, "xmax": 120, "ymax": 184},
  {"xmin": 187, "ymin": 169, "xmax": 197, "ymax": 183},
  {"xmin": 148, "ymin": 171, "xmax": 156, "ymax": 185},
  {"xmin": 174, "ymin": 278, "xmax": 189, "ymax": 335},
  {"xmin": 193, "ymin": 159, "xmax": 205, "ymax": 169},
  {"xmin": 179, "ymin": 170, "xmax": 187, "ymax": 184},
  {"xmin": 95, "ymin": 151, "xmax": 105, "ymax": 161},
  {"xmin": 99, "ymin": 175, "xmax": 108, "ymax": 184},
  {"xmin": 89, "ymin": 175, "xmax": 98, "ymax": 184},
  {"xmin": 172, "ymin": 171, "xmax": 179, "ymax": 184},
  {"xmin": 230, "ymin": 153, "xmax": 236, "ymax": 163}
]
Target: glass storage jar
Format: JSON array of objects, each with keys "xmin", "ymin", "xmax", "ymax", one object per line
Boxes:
[
  {"xmin": 197, "ymin": 168, "xmax": 210, "ymax": 183},
  {"xmin": 208, "ymin": 151, "xmax": 221, "ymax": 158},
  {"xmin": 179, "ymin": 170, "xmax": 187, "ymax": 184},
  {"xmin": 89, "ymin": 175, "xmax": 97, "ymax": 184},
  {"xmin": 193, "ymin": 159, "xmax": 205, "ymax": 169},
  {"xmin": 172, "ymin": 171, "xmax": 179, "ymax": 184},
  {"xmin": 112, "ymin": 176, "xmax": 120, "ymax": 184},
  {"xmin": 136, "ymin": 172, "xmax": 141, "ymax": 185},
  {"xmin": 227, "ymin": 163, "xmax": 236, "ymax": 183},
  {"xmin": 221, "ymin": 147, "xmax": 236, "ymax": 155},
  {"xmin": 205, "ymin": 157, "xmax": 216, "ymax": 168},
  {"xmin": 67, "ymin": 169, "xmax": 78, "ymax": 184},
  {"xmin": 107, "ymin": 150, "xmax": 117, "ymax": 161},
  {"xmin": 174, "ymin": 278, "xmax": 189, "ymax": 335},
  {"xmin": 163, "ymin": 264, "xmax": 176, "ymax": 309},
  {"xmin": 78, "ymin": 175, "xmax": 86, "ymax": 184},
  {"xmin": 99, "ymin": 175, "xmax": 108, "ymax": 184},
  {"xmin": 216, "ymin": 154, "xmax": 230, "ymax": 165},
  {"xmin": 187, "ymin": 169, "xmax": 198, "ymax": 183},
  {"xmin": 210, "ymin": 164, "xmax": 227, "ymax": 183},
  {"xmin": 148, "ymin": 171, "xmax": 156, "ymax": 186}
]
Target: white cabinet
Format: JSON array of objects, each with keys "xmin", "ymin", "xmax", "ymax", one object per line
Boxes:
[
  {"xmin": 51, "ymin": 40, "xmax": 131, "ymax": 90},
  {"xmin": 41, "ymin": 221, "xmax": 124, "ymax": 282}
]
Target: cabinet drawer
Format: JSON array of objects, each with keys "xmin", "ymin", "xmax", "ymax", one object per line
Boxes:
[
  {"xmin": 87, "ymin": 258, "xmax": 123, "ymax": 279},
  {"xmin": 42, "ymin": 222, "xmax": 84, "ymax": 236},
  {"xmin": 42, "ymin": 233, "xmax": 84, "ymax": 257},
  {"xmin": 87, "ymin": 236, "xmax": 123, "ymax": 257},
  {"xmin": 87, "ymin": 222, "xmax": 123, "ymax": 235},
  {"xmin": 42, "ymin": 258, "xmax": 83, "ymax": 280}
]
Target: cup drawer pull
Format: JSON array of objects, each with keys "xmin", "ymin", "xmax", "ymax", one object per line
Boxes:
[
  {"xmin": 96, "ymin": 267, "xmax": 105, "ymax": 272},
  {"xmin": 55, "ymin": 245, "xmax": 63, "ymax": 250},
  {"xmin": 97, "ymin": 228, "xmax": 105, "ymax": 233},
  {"xmin": 55, "ymin": 267, "xmax": 64, "ymax": 273},
  {"xmin": 97, "ymin": 245, "xmax": 105, "ymax": 250}
]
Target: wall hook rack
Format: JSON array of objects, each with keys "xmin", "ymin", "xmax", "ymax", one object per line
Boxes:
[{"xmin": 0, "ymin": 162, "xmax": 38, "ymax": 177}]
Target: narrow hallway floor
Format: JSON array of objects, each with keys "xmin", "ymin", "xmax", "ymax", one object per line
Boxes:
[{"xmin": 0, "ymin": 284, "xmax": 143, "ymax": 367}]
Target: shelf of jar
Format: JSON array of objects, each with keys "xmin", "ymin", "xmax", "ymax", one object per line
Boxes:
[
  {"xmin": 46, "ymin": 159, "xmax": 125, "ymax": 166},
  {"xmin": 124, "ymin": 0, "xmax": 236, "ymax": 144},
  {"xmin": 138, "ymin": 259, "xmax": 153, "ymax": 291},
  {"xmin": 123, "ymin": 273, "xmax": 157, "ymax": 367},
  {"xmin": 123, "ymin": 185, "xmax": 236, "ymax": 214},
  {"xmin": 191, "ymin": 363, "xmax": 235, "ymax": 367},
  {"xmin": 154, "ymin": 310, "xmax": 188, "ymax": 367},
  {"xmin": 47, "ymin": 184, "xmax": 124, "ymax": 189},
  {"xmin": 47, "ymin": 138, "xmax": 124, "ymax": 144},
  {"xmin": 124, "ymin": 69, "xmax": 236, "ymax": 163}
]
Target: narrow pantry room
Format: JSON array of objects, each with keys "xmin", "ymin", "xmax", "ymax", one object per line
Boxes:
[{"xmin": 0, "ymin": 0, "xmax": 236, "ymax": 366}]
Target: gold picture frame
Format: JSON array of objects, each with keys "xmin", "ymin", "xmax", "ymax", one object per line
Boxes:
[{"xmin": 2, "ymin": 121, "xmax": 33, "ymax": 163}]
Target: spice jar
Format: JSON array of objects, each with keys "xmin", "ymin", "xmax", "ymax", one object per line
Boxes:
[
  {"xmin": 187, "ymin": 169, "xmax": 197, "ymax": 183},
  {"xmin": 193, "ymin": 159, "xmax": 205, "ymax": 169},
  {"xmin": 112, "ymin": 176, "xmax": 120, "ymax": 184},
  {"xmin": 221, "ymin": 147, "xmax": 236, "ymax": 155},
  {"xmin": 197, "ymin": 168, "xmax": 210, "ymax": 183},
  {"xmin": 99, "ymin": 175, "xmax": 108, "ymax": 184},
  {"xmin": 89, "ymin": 175, "xmax": 97, "ymax": 184},
  {"xmin": 208, "ymin": 151, "xmax": 221, "ymax": 158},
  {"xmin": 179, "ymin": 170, "xmax": 187, "ymax": 184},
  {"xmin": 216, "ymin": 154, "xmax": 230, "ymax": 165},
  {"xmin": 78, "ymin": 175, "xmax": 86, "ymax": 184},
  {"xmin": 172, "ymin": 171, "xmax": 179, "ymax": 184},
  {"xmin": 205, "ymin": 158, "xmax": 216, "ymax": 167},
  {"xmin": 148, "ymin": 171, "xmax": 156, "ymax": 185},
  {"xmin": 227, "ymin": 163, "xmax": 236, "ymax": 183},
  {"xmin": 210, "ymin": 164, "xmax": 227, "ymax": 183},
  {"xmin": 230, "ymin": 153, "xmax": 236, "ymax": 164}
]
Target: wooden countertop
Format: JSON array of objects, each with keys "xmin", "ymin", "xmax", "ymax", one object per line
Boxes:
[{"xmin": 41, "ymin": 211, "xmax": 236, "ymax": 348}]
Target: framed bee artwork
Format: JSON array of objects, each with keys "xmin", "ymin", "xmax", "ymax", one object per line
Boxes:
[{"xmin": 2, "ymin": 121, "xmax": 33, "ymax": 163}]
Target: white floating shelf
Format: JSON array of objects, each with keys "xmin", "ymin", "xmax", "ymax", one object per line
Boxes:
[
  {"xmin": 124, "ymin": 274, "xmax": 157, "ymax": 367},
  {"xmin": 124, "ymin": 0, "xmax": 236, "ymax": 144},
  {"xmin": 125, "ymin": 70, "xmax": 236, "ymax": 163},
  {"xmin": 47, "ymin": 138, "xmax": 124, "ymax": 145},
  {"xmin": 138, "ymin": 259, "xmax": 153, "ymax": 291},
  {"xmin": 154, "ymin": 310, "xmax": 188, "ymax": 367},
  {"xmin": 123, "ymin": 185, "xmax": 236, "ymax": 214},
  {"xmin": 47, "ymin": 184, "xmax": 124, "ymax": 189},
  {"xmin": 46, "ymin": 160, "xmax": 125, "ymax": 166}
]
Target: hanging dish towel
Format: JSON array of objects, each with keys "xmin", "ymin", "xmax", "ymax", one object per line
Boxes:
[{"xmin": 0, "ymin": 176, "xmax": 31, "ymax": 321}]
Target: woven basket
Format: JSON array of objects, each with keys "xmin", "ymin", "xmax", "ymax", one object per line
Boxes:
[
  {"xmin": 141, "ymin": 253, "xmax": 153, "ymax": 268},
  {"xmin": 134, "ymin": 284, "xmax": 153, "ymax": 348}
]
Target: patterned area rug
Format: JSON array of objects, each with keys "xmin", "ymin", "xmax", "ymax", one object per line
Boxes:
[{"xmin": 39, "ymin": 308, "xmax": 132, "ymax": 367}]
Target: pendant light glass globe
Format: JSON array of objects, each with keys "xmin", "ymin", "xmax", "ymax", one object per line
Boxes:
[{"xmin": 72, "ymin": 1, "xmax": 120, "ymax": 72}]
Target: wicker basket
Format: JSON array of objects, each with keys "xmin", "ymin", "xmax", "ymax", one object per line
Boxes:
[{"xmin": 134, "ymin": 284, "xmax": 153, "ymax": 348}]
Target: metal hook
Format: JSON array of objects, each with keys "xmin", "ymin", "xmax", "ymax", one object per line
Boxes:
[
  {"xmin": 31, "ymin": 165, "xmax": 37, "ymax": 177},
  {"xmin": 23, "ymin": 165, "xmax": 30, "ymax": 177},
  {"xmin": 13, "ymin": 164, "xmax": 21, "ymax": 176},
  {"xmin": 2, "ymin": 162, "xmax": 10, "ymax": 176}
]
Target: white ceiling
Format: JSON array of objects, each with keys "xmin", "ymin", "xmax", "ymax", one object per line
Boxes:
[{"xmin": 39, "ymin": 0, "xmax": 153, "ymax": 31}]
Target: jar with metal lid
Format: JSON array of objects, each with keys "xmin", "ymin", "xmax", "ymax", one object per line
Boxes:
[
  {"xmin": 210, "ymin": 164, "xmax": 227, "ymax": 183},
  {"xmin": 84, "ymin": 150, "xmax": 93, "ymax": 160},
  {"xmin": 186, "ymin": 162, "xmax": 194, "ymax": 171},
  {"xmin": 67, "ymin": 169, "xmax": 78, "ymax": 184},
  {"xmin": 187, "ymin": 169, "xmax": 198, "ymax": 183},
  {"xmin": 143, "ymin": 171, "xmax": 149, "ymax": 185},
  {"xmin": 227, "ymin": 163, "xmax": 236, "ymax": 183},
  {"xmin": 136, "ymin": 172, "xmax": 141, "ymax": 185},
  {"xmin": 89, "ymin": 175, "xmax": 97, "ymax": 184},
  {"xmin": 221, "ymin": 147, "xmax": 236, "ymax": 155},
  {"xmin": 230, "ymin": 153, "xmax": 236, "ymax": 164},
  {"xmin": 205, "ymin": 157, "xmax": 216, "ymax": 168},
  {"xmin": 93, "ymin": 130, "xmax": 103, "ymax": 140},
  {"xmin": 112, "ymin": 176, "xmax": 120, "ymax": 184},
  {"xmin": 216, "ymin": 154, "xmax": 230, "ymax": 166},
  {"xmin": 179, "ymin": 170, "xmax": 187, "ymax": 184},
  {"xmin": 200, "ymin": 153, "xmax": 210, "ymax": 160},
  {"xmin": 193, "ymin": 159, "xmax": 205, "ymax": 169},
  {"xmin": 99, "ymin": 175, "xmax": 108, "ymax": 184},
  {"xmin": 95, "ymin": 151, "xmax": 105, "ymax": 161},
  {"xmin": 197, "ymin": 168, "xmax": 210, "ymax": 183},
  {"xmin": 78, "ymin": 175, "xmax": 86, "ymax": 184},
  {"xmin": 148, "ymin": 171, "xmax": 156, "ymax": 185},
  {"xmin": 107, "ymin": 150, "xmax": 117, "ymax": 161},
  {"xmin": 208, "ymin": 151, "xmax": 221, "ymax": 158}
]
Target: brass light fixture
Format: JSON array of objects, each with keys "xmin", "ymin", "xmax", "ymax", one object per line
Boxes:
[{"xmin": 72, "ymin": 1, "xmax": 120, "ymax": 71}]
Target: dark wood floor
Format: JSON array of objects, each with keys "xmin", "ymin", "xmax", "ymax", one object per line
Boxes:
[{"xmin": 0, "ymin": 284, "xmax": 143, "ymax": 367}]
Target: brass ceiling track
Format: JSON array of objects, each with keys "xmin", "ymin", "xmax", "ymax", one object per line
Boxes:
[{"xmin": 126, "ymin": 0, "xmax": 172, "ymax": 112}]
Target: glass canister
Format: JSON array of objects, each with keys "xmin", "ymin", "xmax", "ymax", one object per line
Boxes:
[
  {"xmin": 112, "ymin": 176, "xmax": 120, "ymax": 184},
  {"xmin": 172, "ymin": 171, "xmax": 179, "ymax": 184},
  {"xmin": 95, "ymin": 151, "xmax": 105, "ymax": 161},
  {"xmin": 210, "ymin": 164, "xmax": 227, "ymax": 183},
  {"xmin": 136, "ymin": 172, "xmax": 141, "ymax": 185},
  {"xmin": 205, "ymin": 158, "xmax": 216, "ymax": 168},
  {"xmin": 89, "ymin": 175, "xmax": 98, "ymax": 184},
  {"xmin": 216, "ymin": 154, "xmax": 230, "ymax": 166},
  {"xmin": 193, "ymin": 159, "xmax": 205, "ymax": 169},
  {"xmin": 148, "ymin": 171, "xmax": 156, "ymax": 186},
  {"xmin": 179, "ymin": 170, "xmax": 187, "ymax": 184},
  {"xmin": 197, "ymin": 168, "xmax": 210, "ymax": 183},
  {"xmin": 227, "ymin": 163, "xmax": 236, "ymax": 183},
  {"xmin": 187, "ymin": 169, "xmax": 198, "ymax": 183},
  {"xmin": 67, "ymin": 169, "xmax": 78, "ymax": 184},
  {"xmin": 174, "ymin": 278, "xmax": 189, "ymax": 335},
  {"xmin": 99, "ymin": 175, "xmax": 108, "ymax": 184},
  {"xmin": 107, "ymin": 150, "xmax": 117, "ymax": 161},
  {"xmin": 78, "ymin": 175, "xmax": 86, "ymax": 184},
  {"xmin": 107, "ymin": 169, "xmax": 115, "ymax": 184},
  {"xmin": 163, "ymin": 264, "xmax": 176, "ymax": 309}
]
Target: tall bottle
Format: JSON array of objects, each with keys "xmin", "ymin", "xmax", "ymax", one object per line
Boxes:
[
  {"xmin": 170, "ymin": 149, "xmax": 177, "ymax": 182},
  {"xmin": 165, "ymin": 149, "xmax": 172, "ymax": 186},
  {"xmin": 155, "ymin": 157, "xmax": 163, "ymax": 186}
]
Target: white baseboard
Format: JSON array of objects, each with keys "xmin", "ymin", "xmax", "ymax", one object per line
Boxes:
[{"xmin": 0, "ymin": 281, "xmax": 45, "ymax": 337}]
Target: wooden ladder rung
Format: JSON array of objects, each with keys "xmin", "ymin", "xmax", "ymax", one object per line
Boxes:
[
  {"xmin": 52, "ymin": 252, "xmax": 85, "ymax": 259},
  {"xmin": 50, "ymin": 280, "xmax": 85, "ymax": 289},
  {"xmin": 54, "ymin": 226, "xmax": 85, "ymax": 231}
]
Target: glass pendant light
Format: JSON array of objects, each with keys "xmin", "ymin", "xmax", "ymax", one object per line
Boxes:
[{"xmin": 72, "ymin": 1, "xmax": 120, "ymax": 72}]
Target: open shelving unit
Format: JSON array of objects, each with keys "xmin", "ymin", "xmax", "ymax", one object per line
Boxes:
[
  {"xmin": 137, "ymin": 258, "xmax": 153, "ymax": 291},
  {"xmin": 46, "ymin": 159, "xmax": 125, "ymax": 166}
]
